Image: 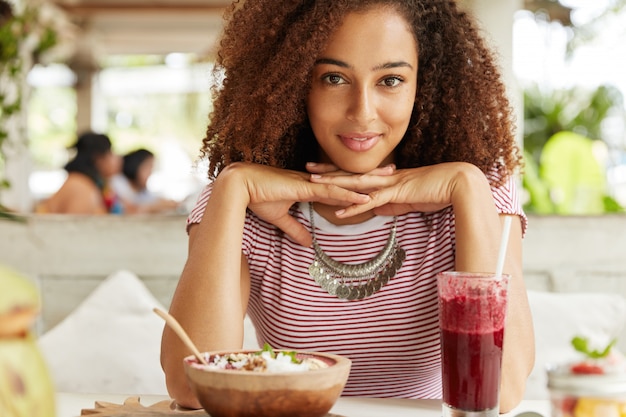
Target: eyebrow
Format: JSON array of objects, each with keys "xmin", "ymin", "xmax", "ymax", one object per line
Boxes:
[{"xmin": 314, "ymin": 58, "xmax": 414, "ymax": 71}]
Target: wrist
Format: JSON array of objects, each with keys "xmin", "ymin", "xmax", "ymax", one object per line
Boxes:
[
  {"xmin": 212, "ymin": 163, "xmax": 253, "ymax": 208},
  {"xmin": 449, "ymin": 163, "xmax": 492, "ymax": 208}
]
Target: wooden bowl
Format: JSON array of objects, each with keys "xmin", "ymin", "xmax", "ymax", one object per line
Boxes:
[{"xmin": 183, "ymin": 350, "xmax": 351, "ymax": 417}]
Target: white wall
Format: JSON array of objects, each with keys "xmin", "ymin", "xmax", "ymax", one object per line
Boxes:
[
  {"xmin": 1, "ymin": 214, "xmax": 626, "ymax": 333},
  {"xmin": 523, "ymin": 215, "xmax": 626, "ymax": 293},
  {"xmin": 0, "ymin": 215, "xmax": 186, "ymax": 332}
]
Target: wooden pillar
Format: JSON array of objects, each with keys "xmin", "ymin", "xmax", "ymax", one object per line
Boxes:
[
  {"xmin": 69, "ymin": 24, "xmax": 98, "ymax": 134},
  {"xmin": 461, "ymin": 0, "xmax": 525, "ymax": 146},
  {"xmin": 72, "ymin": 61, "xmax": 95, "ymax": 134}
]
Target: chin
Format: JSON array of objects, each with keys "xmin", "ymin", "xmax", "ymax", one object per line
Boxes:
[{"xmin": 338, "ymin": 162, "xmax": 384, "ymax": 174}]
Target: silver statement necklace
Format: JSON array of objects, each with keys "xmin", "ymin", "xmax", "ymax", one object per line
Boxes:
[{"xmin": 308, "ymin": 203, "xmax": 406, "ymax": 300}]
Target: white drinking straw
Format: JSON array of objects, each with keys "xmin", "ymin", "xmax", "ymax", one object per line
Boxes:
[{"xmin": 495, "ymin": 216, "xmax": 513, "ymax": 278}]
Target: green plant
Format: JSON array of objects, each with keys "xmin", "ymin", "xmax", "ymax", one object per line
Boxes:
[
  {"xmin": 521, "ymin": 2, "xmax": 626, "ymax": 215},
  {"xmin": 572, "ymin": 335, "xmax": 616, "ymax": 360},
  {"xmin": 0, "ymin": 0, "xmax": 74, "ymax": 214},
  {"xmin": 523, "ymin": 83, "xmax": 624, "ymax": 168},
  {"xmin": 522, "ymin": 84, "xmax": 626, "ymax": 214},
  {"xmin": 1, "ymin": 1, "xmax": 59, "ymax": 154}
]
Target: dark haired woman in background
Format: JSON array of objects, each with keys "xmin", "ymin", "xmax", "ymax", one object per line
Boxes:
[
  {"xmin": 111, "ymin": 148, "xmax": 180, "ymax": 214},
  {"xmin": 37, "ymin": 132, "xmax": 122, "ymax": 214}
]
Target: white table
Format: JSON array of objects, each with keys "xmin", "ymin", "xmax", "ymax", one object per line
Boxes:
[{"xmin": 56, "ymin": 392, "xmax": 550, "ymax": 417}]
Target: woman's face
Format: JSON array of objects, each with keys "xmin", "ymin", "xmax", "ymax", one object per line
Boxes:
[
  {"xmin": 135, "ymin": 156, "xmax": 154, "ymax": 190},
  {"xmin": 95, "ymin": 151, "xmax": 122, "ymax": 179},
  {"xmin": 306, "ymin": 6, "xmax": 418, "ymax": 173}
]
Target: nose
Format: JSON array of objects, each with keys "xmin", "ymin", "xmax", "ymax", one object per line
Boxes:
[{"xmin": 346, "ymin": 85, "xmax": 376, "ymax": 124}]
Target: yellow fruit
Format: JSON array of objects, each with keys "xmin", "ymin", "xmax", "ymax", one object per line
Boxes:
[
  {"xmin": 0, "ymin": 265, "xmax": 40, "ymax": 337},
  {"xmin": 0, "ymin": 266, "xmax": 55, "ymax": 417},
  {"xmin": 0, "ymin": 334, "xmax": 56, "ymax": 417},
  {"xmin": 574, "ymin": 398, "xmax": 621, "ymax": 417}
]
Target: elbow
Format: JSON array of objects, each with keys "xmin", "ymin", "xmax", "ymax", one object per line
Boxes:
[
  {"xmin": 499, "ymin": 354, "xmax": 535, "ymax": 413},
  {"xmin": 164, "ymin": 370, "xmax": 202, "ymax": 410},
  {"xmin": 499, "ymin": 313, "xmax": 536, "ymax": 413},
  {"xmin": 161, "ymin": 347, "xmax": 202, "ymax": 409},
  {"xmin": 499, "ymin": 383, "xmax": 526, "ymax": 414},
  {"xmin": 170, "ymin": 390, "xmax": 202, "ymax": 410}
]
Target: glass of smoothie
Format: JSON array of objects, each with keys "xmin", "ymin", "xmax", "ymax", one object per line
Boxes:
[{"xmin": 437, "ymin": 271, "xmax": 509, "ymax": 417}]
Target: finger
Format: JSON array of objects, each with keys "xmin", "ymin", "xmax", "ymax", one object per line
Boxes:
[
  {"xmin": 309, "ymin": 173, "xmax": 393, "ymax": 193},
  {"xmin": 331, "ymin": 187, "xmax": 400, "ymax": 217},
  {"xmin": 367, "ymin": 164, "xmax": 396, "ymax": 176},
  {"xmin": 337, "ymin": 201, "xmax": 448, "ymax": 219},
  {"xmin": 373, "ymin": 204, "xmax": 416, "ymax": 217},
  {"xmin": 306, "ymin": 163, "xmax": 395, "ymax": 177},
  {"xmin": 373, "ymin": 201, "xmax": 450, "ymax": 216},
  {"xmin": 272, "ymin": 215, "xmax": 313, "ymax": 247},
  {"xmin": 310, "ymin": 184, "xmax": 371, "ymax": 207},
  {"xmin": 305, "ymin": 162, "xmax": 340, "ymax": 174}
]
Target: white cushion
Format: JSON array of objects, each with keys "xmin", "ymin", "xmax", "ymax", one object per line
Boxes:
[
  {"xmin": 525, "ymin": 290, "xmax": 626, "ymax": 399},
  {"xmin": 243, "ymin": 315, "xmax": 260, "ymax": 350},
  {"xmin": 38, "ymin": 270, "xmax": 168, "ymax": 395}
]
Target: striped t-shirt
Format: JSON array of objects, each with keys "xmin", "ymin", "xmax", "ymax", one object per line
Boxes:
[{"xmin": 187, "ymin": 174, "xmax": 526, "ymax": 398}]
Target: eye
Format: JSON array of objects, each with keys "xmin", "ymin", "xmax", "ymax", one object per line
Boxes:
[
  {"xmin": 380, "ymin": 76, "xmax": 403, "ymax": 87},
  {"xmin": 322, "ymin": 73, "xmax": 347, "ymax": 85}
]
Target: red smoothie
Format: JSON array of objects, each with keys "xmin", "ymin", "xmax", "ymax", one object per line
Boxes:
[
  {"xmin": 441, "ymin": 326, "xmax": 504, "ymax": 410},
  {"xmin": 438, "ymin": 279, "xmax": 507, "ymax": 413}
]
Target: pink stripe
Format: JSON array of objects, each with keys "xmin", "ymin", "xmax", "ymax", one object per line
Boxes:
[{"xmin": 187, "ymin": 171, "xmax": 525, "ymax": 398}]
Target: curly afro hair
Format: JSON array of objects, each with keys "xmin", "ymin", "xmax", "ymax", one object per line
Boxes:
[{"xmin": 201, "ymin": 0, "xmax": 523, "ymax": 186}]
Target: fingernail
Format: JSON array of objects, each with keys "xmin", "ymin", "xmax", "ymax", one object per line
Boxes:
[
  {"xmin": 335, "ymin": 209, "xmax": 345, "ymax": 216},
  {"xmin": 310, "ymin": 174, "xmax": 321, "ymax": 179},
  {"xmin": 306, "ymin": 162, "xmax": 317, "ymax": 167}
]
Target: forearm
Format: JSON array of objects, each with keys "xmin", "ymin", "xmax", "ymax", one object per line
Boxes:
[
  {"xmin": 450, "ymin": 164, "xmax": 534, "ymax": 412},
  {"xmin": 449, "ymin": 164, "xmax": 501, "ymax": 273},
  {"xmin": 160, "ymin": 168, "xmax": 251, "ymax": 408},
  {"xmin": 496, "ymin": 217, "xmax": 534, "ymax": 412},
  {"xmin": 498, "ymin": 253, "xmax": 534, "ymax": 412}
]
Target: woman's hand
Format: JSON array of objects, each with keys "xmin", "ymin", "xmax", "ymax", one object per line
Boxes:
[
  {"xmin": 306, "ymin": 162, "xmax": 396, "ymax": 194},
  {"xmin": 220, "ymin": 162, "xmax": 370, "ymax": 246},
  {"xmin": 306, "ymin": 161, "xmax": 396, "ymax": 178},
  {"xmin": 308, "ymin": 162, "xmax": 488, "ymax": 218}
]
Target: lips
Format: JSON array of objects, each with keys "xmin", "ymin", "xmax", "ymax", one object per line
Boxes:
[{"xmin": 339, "ymin": 133, "xmax": 381, "ymax": 152}]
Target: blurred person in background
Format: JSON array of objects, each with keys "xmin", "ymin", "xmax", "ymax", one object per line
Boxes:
[
  {"xmin": 36, "ymin": 132, "xmax": 122, "ymax": 214},
  {"xmin": 111, "ymin": 148, "xmax": 180, "ymax": 214},
  {"xmin": 0, "ymin": 0, "xmax": 12, "ymax": 23}
]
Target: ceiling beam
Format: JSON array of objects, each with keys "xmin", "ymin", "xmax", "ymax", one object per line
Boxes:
[
  {"xmin": 523, "ymin": 0, "xmax": 572, "ymax": 25},
  {"xmin": 52, "ymin": 3, "xmax": 227, "ymax": 16}
]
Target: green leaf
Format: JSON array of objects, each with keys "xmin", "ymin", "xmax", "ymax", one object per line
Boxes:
[
  {"xmin": 571, "ymin": 336, "xmax": 616, "ymax": 359},
  {"xmin": 283, "ymin": 350, "xmax": 301, "ymax": 364},
  {"xmin": 0, "ymin": 203, "xmax": 26, "ymax": 223},
  {"xmin": 260, "ymin": 343, "xmax": 276, "ymax": 358},
  {"xmin": 258, "ymin": 343, "xmax": 301, "ymax": 363}
]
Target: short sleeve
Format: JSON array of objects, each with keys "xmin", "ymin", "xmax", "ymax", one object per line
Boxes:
[
  {"xmin": 489, "ymin": 174, "xmax": 528, "ymax": 237},
  {"xmin": 186, "ymin": 183, "xmax": 212, "ymax": 233},
  {"xmin": 184, "ymin": 182, "xmax": 258, "ymax": 258}
]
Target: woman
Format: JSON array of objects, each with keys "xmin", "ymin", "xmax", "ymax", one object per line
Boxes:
[
  {"xmin": 38, "ymin": 132, "xmax": 121, "ymax": 214},
  {"xmin": 111, "ymin": 148, "xmax": 179, "ymax": 214},
  {"xmin": 161, "ymin": 0, "xmax": 535, "ymax": 411}
]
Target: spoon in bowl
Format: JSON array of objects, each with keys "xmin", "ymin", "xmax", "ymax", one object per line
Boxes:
[{"xmin": 153, "ymin": 307, "xmax": 209, "ymax": 365}]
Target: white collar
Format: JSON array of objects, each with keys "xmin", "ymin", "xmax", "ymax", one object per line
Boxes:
[{"xmin": 297, "ymin": 202, "xmax": 394, "ymax": 235}]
